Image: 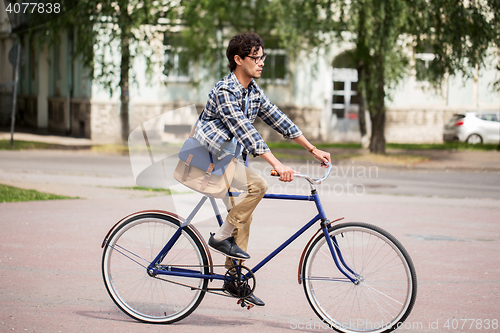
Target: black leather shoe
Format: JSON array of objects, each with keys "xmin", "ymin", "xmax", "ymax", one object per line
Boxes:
[
  {"xmin": 208, "ymin": 233, "xmax": 250, "ymax": 260},
  {"xmin": 243, "ymin": 292, "xmax": 265, "ymax": 306},
  {"xmin": 223, "ymin": 280, "xmax": 265, "ymax": 307}
]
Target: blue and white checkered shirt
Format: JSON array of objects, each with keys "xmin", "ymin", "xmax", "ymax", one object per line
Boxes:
[{"xmin": 193, "ymin": 72, "xmax": 302, "ymax": 159}]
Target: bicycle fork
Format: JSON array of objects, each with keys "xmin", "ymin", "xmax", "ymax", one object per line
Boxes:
[{"xmin": 320, "ymin": 220, "xmax": 360, "ymax": 284}]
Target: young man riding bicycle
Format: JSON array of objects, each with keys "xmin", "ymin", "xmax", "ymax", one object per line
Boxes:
[{"xmin": 193, "ymin": 32, "xmax": 331, "ymax": 306}]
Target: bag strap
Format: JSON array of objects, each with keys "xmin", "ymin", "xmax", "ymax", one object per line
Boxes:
[
  {"xmin": 181, "ymin": 154, "xmax": 194, "ymax": 181},
  {"xmin": 189, "ymin": 112, "xmax": 203, "ymax": 138},
  {"xmin": 198, "ymin": 144, "xmax": 215, "ymax": 191},
  {"xmin": 191, "ymin": 91, "xmax": 248, "ymax": 162},
  {"xmin": 234, "ymin": 92, "xmax": 249, "ymax": 158}
]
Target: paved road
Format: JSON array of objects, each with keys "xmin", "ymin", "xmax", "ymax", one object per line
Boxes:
[
  {"xmin": 1, "ymin": 150, "xmax": 499, "ymax": 199},
  {"xmin": 1, "ymin": 150, "xmax": 500, "ymax": 332}
]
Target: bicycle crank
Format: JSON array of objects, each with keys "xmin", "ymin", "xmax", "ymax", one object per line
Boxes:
[{"xmin": 223, "ymin": 264, "xmax": 256, "ymax": 300}]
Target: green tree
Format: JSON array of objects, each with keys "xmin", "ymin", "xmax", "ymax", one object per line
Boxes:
[
  {"xmin": 39, "ymin": 0, "xmax": 178, "ymax": 142},
  {"xmin": 37, "ymin": 0, "xmax": 499, "ymax": 149},
  {"xmin": 334, "ymin": 0, "xmax": 500, "ymax": 153},
  {"xmin": 178, "ymin": 0, "xmax": 499, "ymax": 154},
  {"xmin": 176, "ymin": 0, "xmax": 338, "ymax": 83}
]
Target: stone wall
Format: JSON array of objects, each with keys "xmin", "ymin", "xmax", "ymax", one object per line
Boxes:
[
  {"xmin": 17, "ymin": 95, "xmax": 38, "ymax": 129},
  {"xmin": 0, "ymin": 90, "xmax": 13, "ymax": 126},
  {"xmin": 129, "ymin": 102, "xmax": 203, "ymax": 133},
  {"xmin": 129, "ymin": 102, "xmax": 325, "ymax": 143},
  {"xmin": 90, "ymin": 101, "xmax": 121, "ymax": 143},
  {"xmin": 71, "ymin": 99, "xmax": 91, "ymax": 138},
  {"xmin": 89, "ymin": 102, "xmax": 465, "ymax": 145},
  {"xmin": 254, "ymin": 105, "xmax": 324, "ymax": 142},
  {"xmin": 385, "ymin": 108, "xmax": 457, "ymax": 143},
  {"xmin": 48, "ymin": 97, "xmax": 67, "ymax": 135}
]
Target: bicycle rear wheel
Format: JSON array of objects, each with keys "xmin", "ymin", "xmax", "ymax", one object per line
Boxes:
[
  {"xmin": 102, "ymin": 213, "xmax": 209, "ymax": 324},
  {"xmin": 302, "ymin": 222, "xmax": 417, "ymax": 333}
]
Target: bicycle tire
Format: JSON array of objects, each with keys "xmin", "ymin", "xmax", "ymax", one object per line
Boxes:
[
  {"xmin": 302, "ymin": 222, "xmax": 417, "ymax": 333},
  {"xmin": 102, "ymin": 213, "xmax": 209, "ymax": 324}
]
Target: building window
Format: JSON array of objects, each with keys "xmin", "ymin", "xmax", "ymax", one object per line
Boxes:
[
  {"xmin": 163, "ymin": 46, "xmax": 191, "ymax": 82},
  {"xmin": 415, "ymin": 53, "xmax": 436, "ymax": 82},
  {"xmin": 52, "ymin": 43, "xmax": 61, "ymax": 96},
  {"xmin": 163, "ymin": 31, "xmax": 191, "ymax": 82},
  {"xmin": 260, "ymin": 49, "xmax": 288, "ymax": 84},
  {"xmin": 332, "ymin": 68, "xmax": 358, "ymax": 119}
]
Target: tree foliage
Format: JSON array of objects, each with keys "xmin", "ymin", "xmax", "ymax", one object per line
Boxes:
[
  {"xmin": 39, "ymin": 0, "xmax": 177, "ymax": 141},
  {"xmin": 36, "ymin": 0, "xmax": 499, "ymax": 147},
  {"xmin": 178, "ymin": 0, "xmax": 499, "ymax": 153},
  {"xmin": 177, "ymin": 0, "xmax": 337, "ymax": 78},
  {"xmin": 332, "ymin": 0, "xmax": 499, "ymax": 153}
]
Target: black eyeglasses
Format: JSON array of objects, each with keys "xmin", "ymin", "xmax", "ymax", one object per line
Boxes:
[{"xmin": 246, "ymin": 53, "xmax": 267, "ymax": 64}]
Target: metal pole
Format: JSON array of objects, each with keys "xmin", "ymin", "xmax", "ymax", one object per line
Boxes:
[{"xmin": 9, "ymin": 44, "xmax": 21, "ymax": 147}]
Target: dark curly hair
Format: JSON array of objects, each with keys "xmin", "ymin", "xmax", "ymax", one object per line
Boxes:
[{"xmin": 226, "ymin": 32, "xmax": 264, "ymax": 72}]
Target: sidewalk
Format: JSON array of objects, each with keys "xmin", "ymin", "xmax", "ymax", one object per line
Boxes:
[
  {"xmin": 2, "ymin": 130, "xmax": 500, "ymax": 172},
  {"xmin": 352, "ymin": 148, "xmax": 500, "ymax": 172},
  {"xmin": 0, "ymin": 130, "xmax": 93, "ymax": 147}
]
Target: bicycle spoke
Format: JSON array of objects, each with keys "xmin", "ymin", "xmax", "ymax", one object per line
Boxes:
[
  {"xmin": 102, "ymin": 214, "xmax": 209, "ymax": 324},
  {"xmin": 303, "ymin": 223, "xmax": 416, "ymax": 333}
]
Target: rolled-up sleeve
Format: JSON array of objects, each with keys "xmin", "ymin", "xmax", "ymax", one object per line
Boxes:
[
  {"xmin": 258, "ymin": 93, "xmax": 302, "ymax": 140},
  {"xmin": 217, "ymin": 87, "xmax": 271, "ymax": 156}
]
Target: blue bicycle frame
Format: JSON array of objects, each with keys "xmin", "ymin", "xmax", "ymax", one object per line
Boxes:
[{"xmin": 146, "ymin": 189, "xmax": 359, "ymax": 284}]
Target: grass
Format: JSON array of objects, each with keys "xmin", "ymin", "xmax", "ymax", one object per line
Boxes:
[
  {"xmin": 91, "ymin": 144, "xmax": 129, "ymax": 154},
  {"xmin": 1, "ymin": 139, "xmax": 498, "ymax": 153},
  {"xmin": 268, "ymin": 141, "xmax": 499, "ymax": 151},
  {"xmin": 0, "ymin": 139, "xmax": 68, "ymax": 150},
  {"xmin": 386, "ymin": 142, "xmax": 499, "ymax": 151},
  {"xmin": 0, "ymin": 184, "xmax": 77, "ymax": 203},
  {"xmin": 352, "ymin": 153, "xmax": 430, "ymax": 165},
  {"xmin": 115, "ymin": 186, "xmax": 172, "ymax": 193},
  {"xmin": 267, "ymin": 141, "xmax": 362, "ymax": 150}
]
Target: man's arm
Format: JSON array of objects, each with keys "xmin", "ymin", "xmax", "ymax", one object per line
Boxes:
[
  {"xmin": 257, "ymin": 92, "xmax": 303, "ymax": 140},
  {"xmin": 260, "ymin": 136, "xmax": 331, "ymax": 182},
  {"xmin": 292, "ymin": 135, "xmax": 331, "ymax": 166}
]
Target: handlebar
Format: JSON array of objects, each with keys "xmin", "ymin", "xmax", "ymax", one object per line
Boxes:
[{"xmin": 270, "ymin": 162, "xmax": 332, "ymax": 185}]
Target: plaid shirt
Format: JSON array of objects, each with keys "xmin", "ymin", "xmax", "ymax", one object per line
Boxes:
[{"xmin": 193, "ymin": 72, "xmax": 302, "ymax": 159}]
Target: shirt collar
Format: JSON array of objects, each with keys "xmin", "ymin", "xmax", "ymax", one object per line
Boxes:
[{"xmin": 229, "ymin": 72, "xmax": 255, "ymax": 94}]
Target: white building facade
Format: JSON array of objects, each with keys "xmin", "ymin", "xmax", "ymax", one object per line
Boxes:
[{"xmin": 1, "ymin": 4, "xmax": 499, "ymax": 144}]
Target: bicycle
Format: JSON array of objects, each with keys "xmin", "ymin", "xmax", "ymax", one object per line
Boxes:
[{"xmin": 101, "ymin": 163, "xmax": 417, "ymax": 333}]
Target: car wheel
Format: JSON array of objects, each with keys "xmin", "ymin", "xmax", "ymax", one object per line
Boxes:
[{"xmin": 466, "ymin": 134, "xmax": 483, "ymax": 144}]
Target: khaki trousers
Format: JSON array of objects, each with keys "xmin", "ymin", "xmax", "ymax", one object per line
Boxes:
[{"xmin": 222, "ymin": 161, "xmax": 268, "ymax": 268}]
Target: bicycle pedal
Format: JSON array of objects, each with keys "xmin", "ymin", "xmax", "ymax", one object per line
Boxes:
[{"xmin": 237, "ymin": 299, "xmax": 254, "ymax": 310}]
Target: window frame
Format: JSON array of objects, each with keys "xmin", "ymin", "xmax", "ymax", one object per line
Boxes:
[
  {"xmin": 415, "ymin": 52, "xmax": 436, "ymax": 83},
  {"xmin": 162, "ymin": 45, "xmax": 192, "ymax": 83},
  {"xmin": 258, "ymin": 49, "xmax": 289, "ymax": 85}
]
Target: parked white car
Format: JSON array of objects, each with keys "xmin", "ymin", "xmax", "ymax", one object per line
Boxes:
[{"xmin": 443, "ymin": 111, "xmax": 500, "ymax": 144}]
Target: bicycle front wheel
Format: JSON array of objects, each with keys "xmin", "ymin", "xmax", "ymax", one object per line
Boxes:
[
  {"xmin": 302, "ymin": 222, "xmax": 417, "ymax": 333},
  {"xmin": 102, "ymin": 213, "xmax": 209, "ymax": 324}
]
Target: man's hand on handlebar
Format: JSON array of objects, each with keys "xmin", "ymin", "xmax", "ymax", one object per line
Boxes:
[
  {"xmin": 272, "ymin": 163, "xmax": 298, "ymax": 182},
  {"xmin": 311, "ymin": 148, "xmax": 331, "ymax": 168},
  {"xmin": 271, "ymin": 160, "xmax": 332, "ymax": 184}
]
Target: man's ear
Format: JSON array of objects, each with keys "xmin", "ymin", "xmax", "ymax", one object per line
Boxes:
[{"xmin": 234, "ymin": 55, "xmax": 243, "ymax": 66}]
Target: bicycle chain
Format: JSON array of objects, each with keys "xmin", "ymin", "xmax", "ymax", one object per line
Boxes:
[{"xmin": 152, "ymin": 264, "xmax": 245, "ymax": 299}]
